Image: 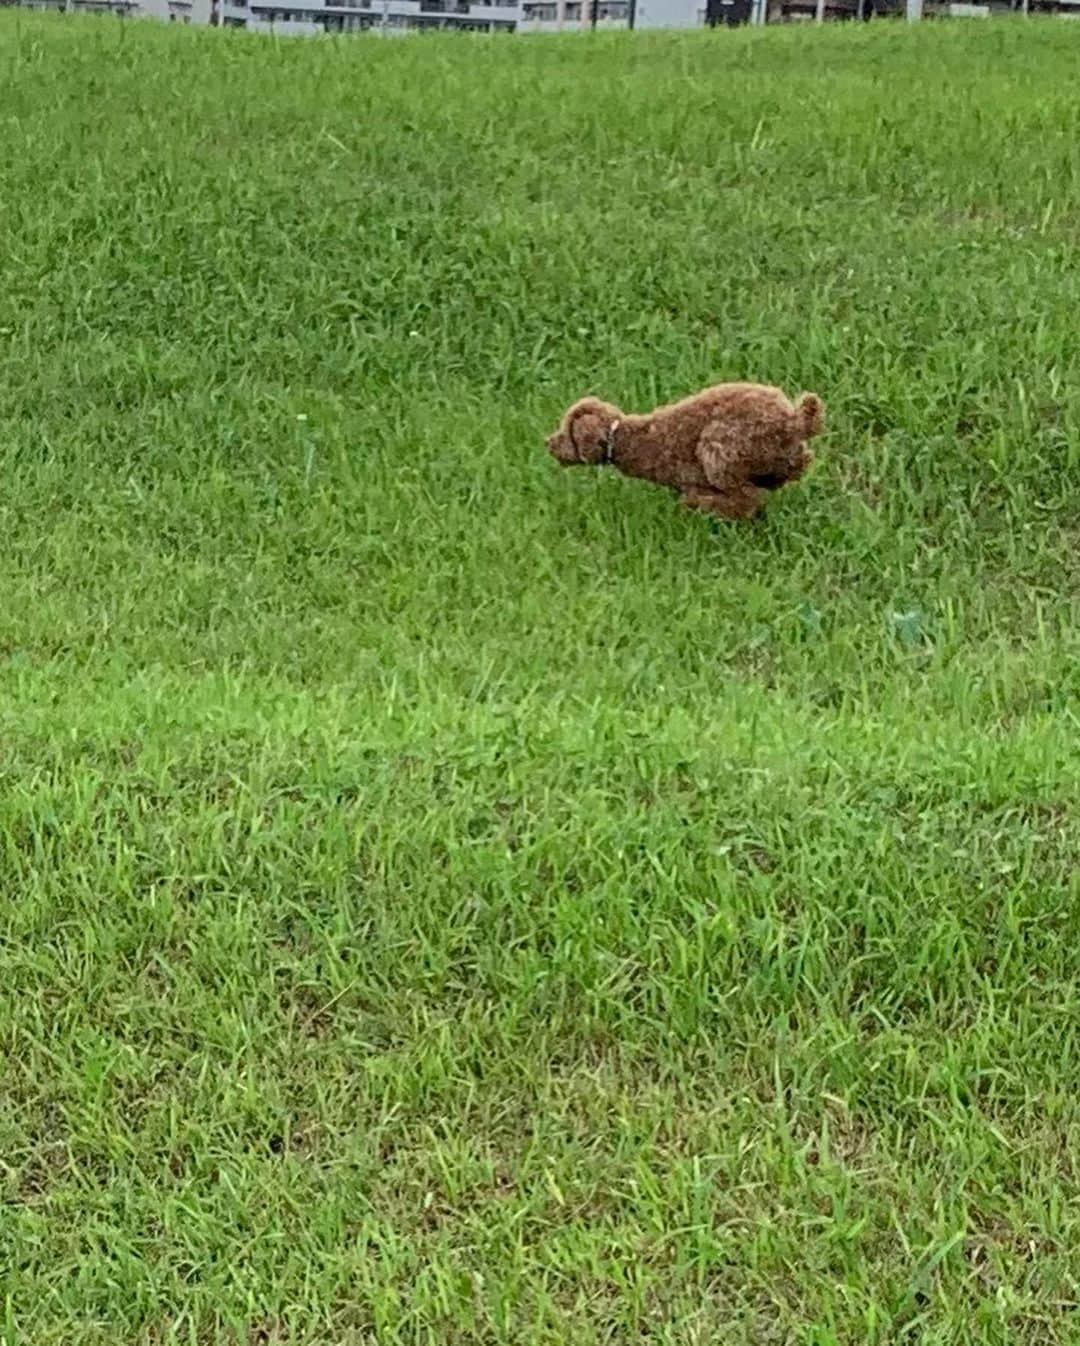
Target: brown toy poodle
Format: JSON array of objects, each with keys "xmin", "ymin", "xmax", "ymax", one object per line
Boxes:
[{"xmin": 546, "ymin": 381, "xmax": 824, "ymax": 520}]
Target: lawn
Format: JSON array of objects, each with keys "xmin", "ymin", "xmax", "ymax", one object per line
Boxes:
[{"xmin": 0, "ymin": 11, "xmax": 1078, "ymax": 1343}]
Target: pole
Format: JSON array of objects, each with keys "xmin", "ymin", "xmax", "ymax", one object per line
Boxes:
[
  {"xmin": 627, "ymin": 0, "xmax": 635, "ymax": 28},
  {"xmin": 905, "ymin": 0, "xmax": 921, "ymax": 17},
  {"xmin": 814, "ymin": 0, "xmax": 824, "ymax": 20}
]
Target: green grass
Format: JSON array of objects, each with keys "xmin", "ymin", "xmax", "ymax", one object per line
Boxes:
[{"xmin": 0, "ymin": 11, "xmax": 1078, "ymax": 1342}]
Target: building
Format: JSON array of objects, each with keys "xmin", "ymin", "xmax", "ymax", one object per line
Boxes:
[
  {"xmin": 519, "ymin": 0, "xmax": 704, "ymax": 27},
  {"xmin": 8, "ymin": 0, "xmax": 701, "ymax": 25},
  {"xmin": 518, "ymin": 0, "xmax": 629, "ymax": 31},
  {"xmin": 13, "ymin": 0, "xmax": 212, "ymax": 18},
  {"xmin": 7, "ymin": 0, "xmax": 1077, "ymax": 29},
  {"xmin": 225, "ymin": 0, "xmax": 519, "ymax": 32}
]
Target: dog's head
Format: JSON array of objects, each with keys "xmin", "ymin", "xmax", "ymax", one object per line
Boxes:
[{"xmin": 546, "ymin": 397, "xmax": 621, "ymax": 466}]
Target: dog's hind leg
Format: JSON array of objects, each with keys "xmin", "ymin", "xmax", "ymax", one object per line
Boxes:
[
  {"xmin": 681, "ymin": 486, "xmax": 763, "ymax": 520},
  {"xmin": 697, "ymin": 419, "xmax": 803, "ymax": 507}
]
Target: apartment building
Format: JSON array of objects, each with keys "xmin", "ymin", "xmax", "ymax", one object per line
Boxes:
[
  {"xmin": 220, "ymin": 0, "xmax": 519, "ymax": 33},
  {"xmin": 11, "ymin": 0, "xmax": 516, "ymax": 25},
  {"xmin": 11, "ymin": 0, "xmax": 708, "ymax": 26},
  {"xmin": 10, "ymin": 0, "xmax": 1076, "ymax": 29},
  {"xmin": 223, "ymin": 0, "xmax": 699, "ymax": 28},
  {"xmin": 518, "ymin": 0, "xmax": 706, "ymax": 28},
  {"xmin": 518, "ymin": 0, "xmax": 629, "ymax": 31},
  {"xmin": 17, "ymin": 0, "xmax": 212, "ymax": 18}
]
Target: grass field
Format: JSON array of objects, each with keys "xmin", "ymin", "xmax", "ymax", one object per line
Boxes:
[{"xmin": 1, "ymin": 11, "xmax": 1079, "ymax": 1343}]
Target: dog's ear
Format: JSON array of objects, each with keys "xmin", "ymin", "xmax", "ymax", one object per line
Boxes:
[{"xmin": 568, "ymin": 399, "xmax": 609, "ymax": 457}]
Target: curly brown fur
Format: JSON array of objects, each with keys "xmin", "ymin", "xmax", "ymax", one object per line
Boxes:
[{"xmin": 546, "ymin": 382, "xmax": 824, "ymax": 520}]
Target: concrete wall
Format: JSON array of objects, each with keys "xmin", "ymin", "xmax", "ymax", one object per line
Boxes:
[{"xmin": 635, "ymin": 0, "xmax": 702, "ymax": 24}]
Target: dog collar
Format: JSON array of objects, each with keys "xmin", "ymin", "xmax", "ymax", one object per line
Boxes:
[{"xmin": 601, "ymin": 420, "xmax": 620, "ymax": 464}]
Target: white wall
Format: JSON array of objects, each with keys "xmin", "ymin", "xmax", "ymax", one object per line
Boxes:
[{"xmin": 634, "ymin": 0, "xmax": 702, "ymax": 25}]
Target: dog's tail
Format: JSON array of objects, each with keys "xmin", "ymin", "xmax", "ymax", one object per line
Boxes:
[{"xmin": 795, "ymin": 392, "xmax": 825, "ymax": 438}]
